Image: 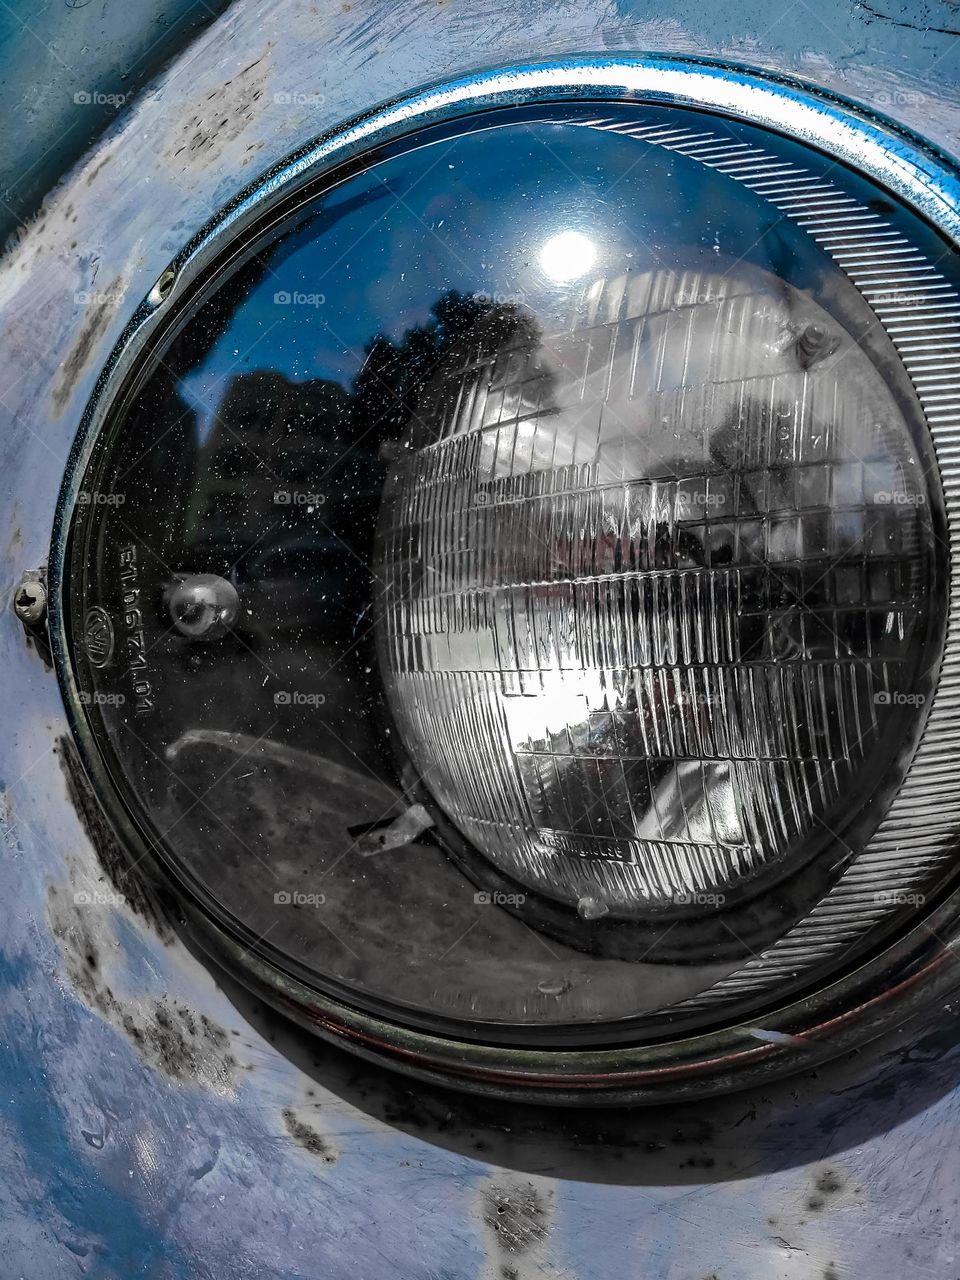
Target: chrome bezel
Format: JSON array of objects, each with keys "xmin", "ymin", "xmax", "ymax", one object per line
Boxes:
[{"xmin": 49, "ymin": 54, "xmax": 960, "ymax": 1101}]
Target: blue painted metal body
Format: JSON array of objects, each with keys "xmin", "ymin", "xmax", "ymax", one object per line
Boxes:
[{"xmin": 1, "ymin": 2, "xmax": 959, "ymax": 1276}]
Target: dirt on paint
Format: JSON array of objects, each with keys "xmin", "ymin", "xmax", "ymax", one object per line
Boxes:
[
  {"xmin": 163, "ymin": 47, "xmax": 272, "ymax": 171},
  {"xmin": 50, "ymin": 274, "xmax": 126, "ymax": 414},
  {"xmin": 281, "ymin": 1106, "xmax": 338, "ymax": 1164},
  {"xmin": 46, "ymin": 868, "xmax": 237, "ymax": 1090}
]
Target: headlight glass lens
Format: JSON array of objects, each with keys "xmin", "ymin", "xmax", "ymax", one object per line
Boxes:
[
  {"xmin": 61, "ymin": 101, "xmax": 951, "ymax": 1043},
  {"xmin": 376, "ymin": 261, "xmax": 934, "ymax": 919}
]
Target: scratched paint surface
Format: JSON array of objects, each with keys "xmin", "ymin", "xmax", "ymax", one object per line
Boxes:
[
  {"xmin": 0, "ymin": 0, "xmax": 235, "ymax": 245},
  {"xmin": 1, "ymin": 1, "xmax": 960, "ymax": 1277}
]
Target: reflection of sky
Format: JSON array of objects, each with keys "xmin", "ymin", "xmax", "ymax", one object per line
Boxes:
[{"xmin": 177, "ymin": 112, "xmax": 804, "ymax": 441}]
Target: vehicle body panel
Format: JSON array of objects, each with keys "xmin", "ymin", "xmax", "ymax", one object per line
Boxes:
[{"xmin": 1, "ymin": 1, "xmax": 959, "ymax": 1276}]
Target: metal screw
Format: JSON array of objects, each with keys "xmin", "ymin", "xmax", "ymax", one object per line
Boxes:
[
  {"xmin": 796, "ymin": 321, "xmax": 838, "ymax": 369},
  {"xmin": 13, "ymin": 573, "xmax": 46, "ymax": 627},
  {"xmin": 167, "ymin": 572, "xmax": 239, "ymax": 640}
]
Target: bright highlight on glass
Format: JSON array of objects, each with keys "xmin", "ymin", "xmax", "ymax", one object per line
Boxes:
[{"xmin": 538, "ymin": 229, "xmax": 596, "ymax": 281}]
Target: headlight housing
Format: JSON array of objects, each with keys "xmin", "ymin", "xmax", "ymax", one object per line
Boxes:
[{"xmin": 50, "ymin": 57, "xmax": 960, "ymax": 1101}]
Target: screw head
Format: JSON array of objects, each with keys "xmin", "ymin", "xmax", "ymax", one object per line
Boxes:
[
  {"xmin": 13, "ymin": 577, "xmax": 46, "ymax": 626},
  {"xmin": 797, "ymin": 321, "xmax": 838, "ymax": 369},
  {"xmin": 168, "ymin": 573, "xmax": 238, "ymax": 640}
]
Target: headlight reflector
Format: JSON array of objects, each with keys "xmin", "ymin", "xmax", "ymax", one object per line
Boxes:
[{"xmin": 376, "ymin": 261, "xmax": 937, "ymax": 921}]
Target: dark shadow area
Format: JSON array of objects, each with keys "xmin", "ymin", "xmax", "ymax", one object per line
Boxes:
[
  {"xmin": 56, "ymin": 727, "xmax": 960, "ymax": 1190},
  {"xmin": 213, "ymin": 942, "xmax": 960, "ymax": 1189},
  {"xmin": 51, "ymin": 726, "xmax": 960, "ymax": 1189}
]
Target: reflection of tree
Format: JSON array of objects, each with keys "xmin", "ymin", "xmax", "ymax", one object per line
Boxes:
[
  {"xmin": 186, "ymin": 291, "xmax": 545, "ymax": 585},
  {"xmin": 351, "ymin": 290, "xmax": 549, "ymax": 452}
]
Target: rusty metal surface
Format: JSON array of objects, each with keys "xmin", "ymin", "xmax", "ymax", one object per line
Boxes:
[{"xmin": 1, "ymin": 1, "xmax": 960, "ymax": 1275}]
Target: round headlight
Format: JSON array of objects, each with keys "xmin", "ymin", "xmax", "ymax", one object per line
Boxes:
[
  {"xmin": 375, "ymin": 259, "xmax": 936, "ymax": 928},
  {"xmin": 51, "ymin": 59, "xmax": 960, "ymax": 1100}
]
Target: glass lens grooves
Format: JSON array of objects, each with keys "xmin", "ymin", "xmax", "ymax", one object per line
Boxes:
[{"xmin": 375, "ymin": 264, "xmax": 934, "ymax": 917}]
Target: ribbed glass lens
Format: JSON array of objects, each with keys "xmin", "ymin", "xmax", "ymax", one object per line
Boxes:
[{"xmin": 375, "ymin": 263, "xmax": 932, "ymax": 917}]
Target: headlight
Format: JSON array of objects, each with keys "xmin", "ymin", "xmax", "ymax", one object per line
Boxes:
[
  {"xmin": 376, "ymin": 258, "xmax": 936, "ymax": 931},
  {"xmin": 50, "ymin": 58, "xmax": 960, "ymax": 1101}
]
